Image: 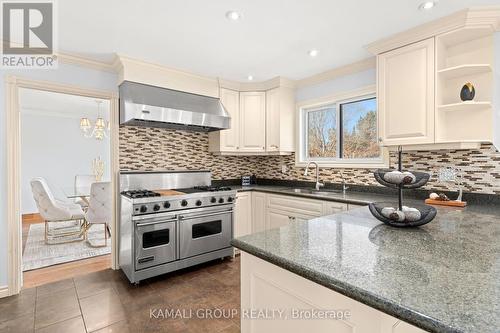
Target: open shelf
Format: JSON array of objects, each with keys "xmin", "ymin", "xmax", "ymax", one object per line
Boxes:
[
  {"xmin": 437, "ymin": 64, "xmax": 492, "ymax": 80},
  {"xmin": 437, "ymin": 101, "xmax": 491, "ymax": 112}
]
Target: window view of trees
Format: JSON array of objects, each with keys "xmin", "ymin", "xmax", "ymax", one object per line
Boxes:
[
  {"xmin": 307, "ymin": 106, "xmax": 337, "ymax": 158},
  {"xmin": 342, "ymin": 98, "xmax": 379, "ymax": 159},
  {"xmin": 305, "ymin": 97, "xmax": 380, "ymax": 161}
]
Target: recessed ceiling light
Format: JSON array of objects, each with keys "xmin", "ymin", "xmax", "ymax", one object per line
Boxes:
[
  {"xmin": 308, "ymin": 49, "xmax": 319, "ymax": 57},
  {"xmin": 247, "ymin": 75, "xmax": 254, "ymax": 81},
  {"xmin": 226, "ymin": 11, "xmax": 241, "ymax": 21},
  {"xmin": 419, "ymin": 1, "xmax": 437, "ymax": 10}
]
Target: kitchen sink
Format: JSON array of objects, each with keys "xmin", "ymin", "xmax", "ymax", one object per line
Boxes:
[{"xmin": 292, "ymin": 188, "xmax": 343, "ymax": 195}]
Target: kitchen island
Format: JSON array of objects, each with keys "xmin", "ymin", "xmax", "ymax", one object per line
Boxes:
[{"xmin": 231, "ymin": 205, "xmax": 500, "ymax": 333}]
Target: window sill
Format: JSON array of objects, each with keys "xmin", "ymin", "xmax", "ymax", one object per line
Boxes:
[{"xmin": 295, "ymin": 161, "xmax": 389, "ymax": 169}]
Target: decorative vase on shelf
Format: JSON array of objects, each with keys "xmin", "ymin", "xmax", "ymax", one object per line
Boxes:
[{"xmin": 460, "ymin": 82, "xmax": 475, "ymax": 101}]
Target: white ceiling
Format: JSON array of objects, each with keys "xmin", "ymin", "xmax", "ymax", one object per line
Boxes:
[
  {"xmin": 59, "ymin": 0, "xmax": 499, "ymax": 81},
  {"xmin": 19, "ymin": 88, "xmax": 110, "ymax": 120}
]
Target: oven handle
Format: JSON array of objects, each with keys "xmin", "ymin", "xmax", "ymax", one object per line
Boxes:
[
  {"xmin": 179, "ymin": 210, "xmax": 233, "ymax": 220},
  {"xmin": 136, "ymin": 218, "xmax": 178, "ymax": 227}
]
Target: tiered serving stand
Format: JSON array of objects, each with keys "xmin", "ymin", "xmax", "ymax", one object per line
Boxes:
[{"xmin": 368, "ymin": 148, "xmax": 437, "ymax": 227}]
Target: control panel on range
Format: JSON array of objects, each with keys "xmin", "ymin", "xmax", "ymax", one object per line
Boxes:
[{"xmin": 133, "ymin": 195, "xmax": 235, "ymax": 215}]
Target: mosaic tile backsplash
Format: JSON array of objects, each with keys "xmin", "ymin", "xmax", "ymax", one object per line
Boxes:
[{"xmin": 120, "ymin": 126, "xmax": 500, "ymax": 194}]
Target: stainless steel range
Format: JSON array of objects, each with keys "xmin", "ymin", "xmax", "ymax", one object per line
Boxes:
[{"xmin": 119, "ymin": 170, "xmax": 235, "ymax": 283}]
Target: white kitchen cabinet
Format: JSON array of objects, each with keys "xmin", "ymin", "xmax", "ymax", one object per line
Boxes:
[
  {"xmin": 266, "ymin": 208, "xmax": 292, "ymax": 230},
  {"xmin": 234, "ymin": 191, "xmax": 365, "ymax": 235},
  {"xmin": 239, "ymin": 91, "xmax": 266, "ymax": 152},
  {"xmin": 209, "ymin": 81, "xmax": 295, "ymax": 155},
  {"xmin": 267, "ymin": 194, "xmax": 324, "ymax": 217},
  {"xmin": 377, "ymin": 38, "xmax": 435, "ymax": 146},
  {"xmin": 324, "ymin": 201, "xmax": 349, "ymax": 215},
  {"xmin": 265, "ymin": 87, "xmax": 295, "ymax": 153},
  {"xmin": 209, "ymin": 88, "xmax": 240, "ymax": 152},
  {"xmin": 241, "ymin": 252, "xmax": 427, "ymax": 333},
  {"xmin": 234, "ymin": 192, "xmax": 252, "ymax": 238},
  {"xmin": 251, "ymin": 191, "xmax": 267, "ymax": 233},
  {"xmin": 347, "ymin": 204, "xmax": 364, "ymax": 210}
]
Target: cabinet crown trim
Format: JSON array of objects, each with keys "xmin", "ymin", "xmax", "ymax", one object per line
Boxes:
[{"xmin": 366, "ymin": 7, "xmax": 500, "ymax": 55}]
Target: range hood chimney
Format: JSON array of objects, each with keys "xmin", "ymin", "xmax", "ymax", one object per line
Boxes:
[{"xmin": 119, "ymin": 81, "xmax": 230, "ymax": 132}]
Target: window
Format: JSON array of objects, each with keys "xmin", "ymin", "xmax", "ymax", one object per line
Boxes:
[{"xmin": 299, "ymin": 93, "xmax": 386, "ymax": 167}]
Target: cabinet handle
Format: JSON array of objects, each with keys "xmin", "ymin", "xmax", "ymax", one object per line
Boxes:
[
  {"xmin": 378, "ymin": 137, "xmax": 383, "ymax": 142},
  {"xmin": 270, "ymin": 145, "xmax": 278, "ymax": 149},
  {"xmin": 236, "ymin": 146, "xmax": 239, "ymax": 149},
  {"xmin": 262, "ymin": 146, "xmax": 265, "ymax": 150}
]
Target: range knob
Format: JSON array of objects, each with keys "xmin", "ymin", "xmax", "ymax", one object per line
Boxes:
[
  {"xmin": 163, "ymin": 201, "xmax": 171, "ymax": 209},
  {"xmin": 195, "ymin": 200, "xmax": 202, "ymax": 206},
  {"xmin": 140, "ymin": 205, "xmax": 148, "ymax": 213},
  {"xmin": 227, "ymin": 197, "xmax": 234, "ymax": 203},
  {"xmin": 153, "ymin": 204, "xmax": 161, "ymax": 211},
  {"xmin": 181, "ymin": 200, "xmax": 188, "ymax": 207},
  {"xmin": 210, "ymin": 197, "xmax": 217, "ymax": 203},
  {"xmin": 218, "ymin": 198, "xmax": 224, "ymax": 204}
]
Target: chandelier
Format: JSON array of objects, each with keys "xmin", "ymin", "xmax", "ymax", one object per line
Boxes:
[{"xmin": 80, "ymin": 100, "xmax": 110, "ymax": 140}]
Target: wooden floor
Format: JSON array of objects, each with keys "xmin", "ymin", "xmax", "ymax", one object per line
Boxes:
[{"xmin": 22, "ymin": 214, "xmax": 111, "ymax": 289}]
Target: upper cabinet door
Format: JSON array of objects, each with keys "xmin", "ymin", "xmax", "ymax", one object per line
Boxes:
[
  {"xmin": 218, "ymin": 88, "xmax": 240, "ymax": 151},
  {"xmin": 266, "ymin": 88, "xmax": 281, "ymax": 152},
  {"xmin": 378, "ymin": 38, "xmax": 435, "ymax": 146},
  {"xmin": 239, "ymin": 91, "xmax": 266, "ymax": 152}
]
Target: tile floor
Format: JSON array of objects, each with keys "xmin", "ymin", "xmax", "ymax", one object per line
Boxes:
[{"xmin": 0, "ymin": 256, "xmax": 241, "ymax": 333}]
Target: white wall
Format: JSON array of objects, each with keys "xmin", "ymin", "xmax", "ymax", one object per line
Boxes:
[
  {"xmin": 21, "ymin": 112, "xmax": 110, "ymax": 214},
  {"xmin": 295, "ymin": 68, "xmax": 376, "ymax": 102},
  {"xmin": 0, "ymin": 63, "xmax": 117, "ymax": 287}
]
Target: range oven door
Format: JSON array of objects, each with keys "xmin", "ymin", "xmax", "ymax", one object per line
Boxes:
[
  {"xmin": 134, "ymin": 215, "xmax": 177, "ymax": 270},
  {"xmin": 179, "ymin": 208, "xmax": 233, "ymax": 259}
]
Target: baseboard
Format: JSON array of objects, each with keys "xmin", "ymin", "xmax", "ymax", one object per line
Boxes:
[{"xmin": 0, "ymin": 285, "xmax": 10, "ymax": 298}]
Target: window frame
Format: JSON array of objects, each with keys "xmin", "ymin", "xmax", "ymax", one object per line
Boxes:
[{"xmin": 296, "ymin": 86, "xmax": 388, "ymax": 168}]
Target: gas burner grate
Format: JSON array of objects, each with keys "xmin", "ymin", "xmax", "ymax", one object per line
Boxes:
[{"xmin": 121, "ymin": 190, "xmax": 161, "ymax": 199}]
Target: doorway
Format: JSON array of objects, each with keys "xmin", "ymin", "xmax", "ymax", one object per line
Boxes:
[
  {"xmin": 6, "ymin": 76, "xmax": 119, "ymax": 294},
  {"xmin": 20, "ymin": 88, "xmax": 112, "ymax": 287}
]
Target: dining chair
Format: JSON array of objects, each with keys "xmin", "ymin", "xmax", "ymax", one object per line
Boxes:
[
  {"xmin": 30, "ymin": 177, "xmax": 85, "ymax": 244},
  {"xmin": 74, "ymin": 174, "xmax": 97, "ymax": 209},
  {"xmin": 84, "ymin": 181, "xmax": 111, "ymax": 247}
]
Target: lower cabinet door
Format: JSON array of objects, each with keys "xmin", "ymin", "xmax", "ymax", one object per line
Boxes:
[
  {"xmin": 252, "ymin": 192, "xmax": 267, "ymax": 233},
  {"xmin": 266, "ymin": 209, "xmax": 292, "ymax": 230},
  {"xmin": 235, "ymin": 193, "xmax": 252, "ymax": 238}
]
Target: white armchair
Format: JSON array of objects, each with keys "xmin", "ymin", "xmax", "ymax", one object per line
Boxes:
[
  {"xmin": 30, "ymin": 177, "xmax": 85, "ymax": 244},
  {"xmin": 84, "ymin": 181, "xmax": 111, "ymax": 247}
]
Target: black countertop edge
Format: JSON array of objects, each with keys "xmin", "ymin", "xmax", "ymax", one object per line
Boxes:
[
  {"xmin": 231, "ymin": 239, "xmax": 462, "ymax": 333},
  {"xmin": 213, "ymin": 178, "xmax": 500, "ymax": 206}
]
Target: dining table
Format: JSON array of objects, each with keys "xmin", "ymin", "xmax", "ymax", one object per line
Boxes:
[{"xmin": 62, "ymin": 186, "xmax": 92, "ymax": 205}]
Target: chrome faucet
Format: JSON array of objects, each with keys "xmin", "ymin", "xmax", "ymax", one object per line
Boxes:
[
  {"xmin": 339, "ymin": 170, "xmax": 348, "ymax": 194},
  {"xmin": 304, "ymin": 162, "xmax": 324, "ymax": 191}
]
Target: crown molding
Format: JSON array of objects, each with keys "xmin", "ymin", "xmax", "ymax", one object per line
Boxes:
[
  {"xmin": 115, "ymin": 54, "xmax": 218, "ymax": 83},
  {"xmin": 366, "ymin": 6, "xmax": 500, "ymax": 55},
  {"xmin": 218, "ymin": 76, "xmax": 296, "ymax": 92},
  {"xmin": 295, "ymin": 57, "xmax": 375, "ymax": 88},
  {"xmin": 56, "ymin": 52, "xmax": 116, "ymax": 73},
  {"xmin": 0, "ymin": 39, "xmax": 117, "ymax": 73}
]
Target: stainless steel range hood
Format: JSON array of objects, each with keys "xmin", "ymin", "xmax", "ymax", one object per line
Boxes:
[{"xmin": 119, "ymin": 81, "xmax": 230, "ymax": 131}]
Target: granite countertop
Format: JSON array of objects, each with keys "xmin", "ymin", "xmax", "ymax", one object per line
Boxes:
[
  {"xmin": 231, "ymin": 204, "xmax": 500, "ymax": 333},
  {"xmin": 233, "ymin": 185, "xmax": 397, "ymax": 205}
]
